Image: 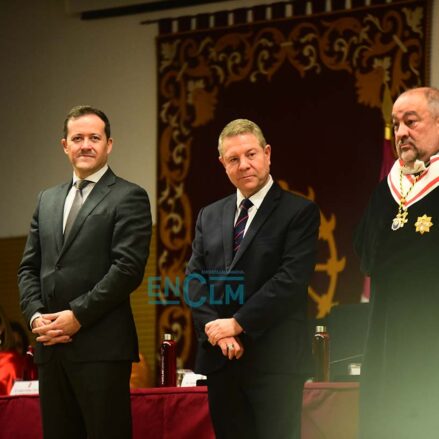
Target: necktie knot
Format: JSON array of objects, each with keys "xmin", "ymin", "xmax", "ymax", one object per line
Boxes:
[
  {"xmin": 240, "ymin": 198, "xmax": 253, "ymax": 210},
  {"xmin": 75, "ymin": 179, "xmax": 90, "ymax": 192}
]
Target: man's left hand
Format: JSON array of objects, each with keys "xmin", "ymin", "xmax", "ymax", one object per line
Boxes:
[
  {"xmin": 218, "ymin": 336, "xmax": 244, "ymax": 360},
  {"xmin": 205, "ymin": 318, "xmax": 243, "ymax": 346}
]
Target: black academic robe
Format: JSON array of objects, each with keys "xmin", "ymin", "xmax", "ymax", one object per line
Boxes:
[{"xmin": 355, "ymin": 179, "xmax": 439, "ymax": 439}]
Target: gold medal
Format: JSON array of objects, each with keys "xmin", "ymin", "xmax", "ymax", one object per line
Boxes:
[{"xmin": 414, "ymin": 215, "xmax": 433, "ymax": 234}]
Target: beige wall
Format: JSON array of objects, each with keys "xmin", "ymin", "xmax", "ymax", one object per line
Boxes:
[{"xmin": 0, "ymin": 0, "xmax": 158, "ymax": 237}]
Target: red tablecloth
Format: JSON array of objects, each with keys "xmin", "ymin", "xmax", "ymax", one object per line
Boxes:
[
  {"xmin": 0, "ymin": 383, "xmax": 359, "ymax": 439},
  {"xmin": 302, "ymin": 382, "xmax": 359, "ymax": 439},
  {"xmin": 131, "ymin": 387, "xmax": 214, "ymax": 439}
]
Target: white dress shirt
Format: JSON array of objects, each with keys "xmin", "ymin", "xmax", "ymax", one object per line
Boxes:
[
  {"xmin": 234, "ymin": 175, "xmax": 274, "ymax": 236},
  {"xmin": 63, "ymin": 165, "xmax": 108, "ymax": 232}
]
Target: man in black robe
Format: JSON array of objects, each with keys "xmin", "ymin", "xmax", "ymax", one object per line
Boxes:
[{"xmin": 355, "ymin": 87, "xmax": 439, "ymax": 438}]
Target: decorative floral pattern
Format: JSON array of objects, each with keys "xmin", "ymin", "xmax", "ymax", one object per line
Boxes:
[{"xmin": 156, "ymin": 1, "xmax": 428, "ymax": 366}]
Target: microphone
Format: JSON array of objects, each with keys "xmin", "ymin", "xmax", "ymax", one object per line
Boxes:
[{"xmin": 330, "ymin": 353, "xmax": 363, "ymax": 365}]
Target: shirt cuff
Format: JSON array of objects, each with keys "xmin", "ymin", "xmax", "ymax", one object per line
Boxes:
[{"xmin": 30, "ymin": 312, "xmax": 42, "ymax": 329}]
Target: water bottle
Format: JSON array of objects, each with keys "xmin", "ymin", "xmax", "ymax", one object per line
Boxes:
[
  {"xmin": 159, "ymin": 333, "xmax": 176, "ymax": 387},
  {"xmin": 313, "ymin": 325, "xmax": 330, "ymax": 382}
]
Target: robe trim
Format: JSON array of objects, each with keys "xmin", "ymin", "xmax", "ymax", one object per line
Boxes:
[{"xmin": 387, "ymin": 155, "xmax": 439, "ymax": 208}]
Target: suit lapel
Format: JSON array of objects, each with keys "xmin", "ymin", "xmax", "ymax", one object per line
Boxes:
[
  {"xmin": 222, "ymin": 195, "xmax": 236, "ymax": 270},
  {"xmin": 59, "ymin": 169, "xmax": 116, "ymax": 257},
  {"xmin": 54, "ymin": 182, "xmax": 72, "ymax": 255},
  {"xmin": 230, "ymin": 183, "xmax": 282, "ymax": 269}
]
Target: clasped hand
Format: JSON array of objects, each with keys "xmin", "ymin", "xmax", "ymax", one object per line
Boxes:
[
  {"xmin": 205, "ymin": 318, "xmax": 244, "ymax": 360},
  {"xmin": 32, "ymin": 310, "xmax": 81, "ymax": 346}
]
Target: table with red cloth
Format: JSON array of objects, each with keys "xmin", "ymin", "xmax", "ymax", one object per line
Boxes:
[
  {"xmin": 0, "ymin": 382, "xmax": 358, "ymax": 439},
  {"xmin": 303, "ymin": 382, "xmax": 359, "ymax": 439}
]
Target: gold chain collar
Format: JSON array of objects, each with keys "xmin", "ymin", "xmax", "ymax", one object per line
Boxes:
[{"xmin": 391, "ymin": 169, "xmax": 419, "ymax": 231}]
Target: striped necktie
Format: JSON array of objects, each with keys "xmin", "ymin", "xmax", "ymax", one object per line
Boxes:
[{"xmin": 233, "ymin": 198, "xmax": 253, "ymax": 254}]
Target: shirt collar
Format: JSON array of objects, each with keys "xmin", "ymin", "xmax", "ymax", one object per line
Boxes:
[
  {"xmin": 72, "ymin": 164, "xmax": 108, "ymax": 185},
  {"xmin": 236, "ymin": 175, "xmax": 273, "ymax": 210}
]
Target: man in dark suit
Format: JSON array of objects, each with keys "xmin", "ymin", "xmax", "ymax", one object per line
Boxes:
[
  {"xmin": 186, "ymin": 119, "xmax": 320, "ymax": 439},
  {"xmin": 18, "ymin": 106, "xmax": 152, "ymax": 439}
]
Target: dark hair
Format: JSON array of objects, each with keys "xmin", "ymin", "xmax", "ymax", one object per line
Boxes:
[
  {"xmin": 63, "ymin": 105, "xmax": 111, "ymax": 139},
  {"xmin": 10, "ymin": 321, "xmax": 30, "ymax": 355},
  {"xmin": 0, "ymin": 306, "xmax": 15, "ymax": 351}
]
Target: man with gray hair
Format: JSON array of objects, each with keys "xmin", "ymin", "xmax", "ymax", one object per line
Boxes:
[
  {"xmin": 355, "ymin": 87, "xmax": 439, "ymax": 437},
  {"xmin": 186, "ymin": 118, "xmax": 320, "ymax": 438}
]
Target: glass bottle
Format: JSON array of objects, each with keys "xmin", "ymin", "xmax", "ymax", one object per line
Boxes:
[
  {"xmin": 313, "ymin": 325, "xmax": 330, "ymax": 382},
  {"xmin": 159, "ymin": 333, "xmax": 176, "ymax": 387}
]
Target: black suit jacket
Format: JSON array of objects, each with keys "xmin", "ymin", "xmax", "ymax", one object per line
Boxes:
[
  {"xmin": 18, "ymin": 168, "xmax": 152, "ymax": 364},
  {"xmin": 186, "ymin": 182, "xmax": 320, "ymax": 375}
]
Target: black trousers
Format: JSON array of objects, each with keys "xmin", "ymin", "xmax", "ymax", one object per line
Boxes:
[
  {"xmin": 38, "ymin": 349, "xmax": 132, "ymax": 439},
  {"xmin": 207, "ymin": 360, "xmax": 305, "ymax": 439}
]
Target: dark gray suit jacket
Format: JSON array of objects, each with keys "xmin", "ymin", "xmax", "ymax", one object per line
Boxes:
[
  {"xmin": 18, "ymin": 168, "xmax": 152, "ymax": 364},
  {"xmin": 186, "ymin": 182, "xmax": 320, "ymax": 375}
]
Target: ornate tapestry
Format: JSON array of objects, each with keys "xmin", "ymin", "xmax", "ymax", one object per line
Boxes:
[{"xmin": 155, "ymin": 0, "xmax": 430, "ymax": 368}]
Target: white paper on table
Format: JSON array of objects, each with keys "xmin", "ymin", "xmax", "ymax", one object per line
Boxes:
[
  {"xmin": 10, "ymin": 380, "xmax": 39, "ymax": 395},
  {"xmin": 180, "ymin": 372, "xmax": 207, "ymax": 387}
]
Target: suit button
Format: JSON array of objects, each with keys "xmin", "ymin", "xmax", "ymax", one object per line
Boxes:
[{"xmin": 55, "ymin": 264, "xmax": 61, "ymax": 270}]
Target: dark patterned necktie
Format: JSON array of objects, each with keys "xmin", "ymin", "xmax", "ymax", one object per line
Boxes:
[
  {"xmin": 64, "ymin": 179, "xmax": 90, "ymax": 240},
  {"xmin": 233, "ymin": 198, "xmax": 253, "ymax": 254}
]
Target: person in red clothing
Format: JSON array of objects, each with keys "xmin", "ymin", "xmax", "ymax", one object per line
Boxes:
[{"xmin": 0, "ymin": 306, "xmax": 24, "ymax": 395}]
